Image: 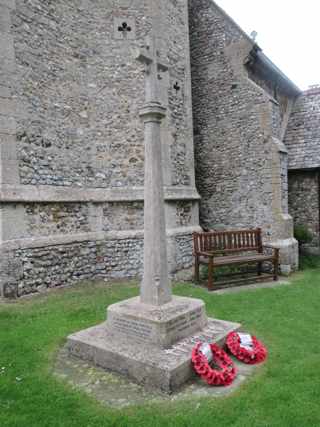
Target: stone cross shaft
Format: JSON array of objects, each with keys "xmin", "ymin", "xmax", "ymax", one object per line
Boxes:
[
  {"xmin": 136, "ymin": 37, "xmax": 171, "ymax": 306},
  {"xmin": 136, "ymin": 37, "xmax": 169, "ymax": 104}
]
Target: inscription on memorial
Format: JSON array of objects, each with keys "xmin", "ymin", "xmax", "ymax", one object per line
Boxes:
[
  {"xmin": 164, "ymin": 320, "xmax": 230, "ymax": 357},
  {"xmin": 166, "ymin": 307, "xmax": 203, "ymax": 335},
  {"xmin": 111, "ymin": 316, "xmax": 153, "ymax": 340}
]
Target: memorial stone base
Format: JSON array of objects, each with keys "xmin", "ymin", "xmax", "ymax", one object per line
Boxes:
[{"xmin": 67, "ymin": 296, "xmax": 240, "ymax": 393}]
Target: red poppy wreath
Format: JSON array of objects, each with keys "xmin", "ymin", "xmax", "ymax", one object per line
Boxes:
[
  {"xmin": 191, "ymin": 342, "xmax": 237, "ymax": 386},
  {"xmin": 226, "ymin": 332, "xmax": 267, "ymax": 365}
]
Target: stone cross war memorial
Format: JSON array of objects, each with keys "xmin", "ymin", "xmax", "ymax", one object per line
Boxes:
[
  {"xmin": 67, "ymin": 32, "xmax": 240, "ymax": 393},
  {"xmin": 1, "ymin": 0, "xmax": 320, "ymax": 392}
]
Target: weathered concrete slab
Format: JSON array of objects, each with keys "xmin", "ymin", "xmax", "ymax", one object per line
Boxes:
[{"xmin": 67, "ymin": 317, "xmax": 240, "ymax": 393}]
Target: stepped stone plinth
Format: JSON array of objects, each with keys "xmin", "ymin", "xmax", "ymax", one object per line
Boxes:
[{"xmin": 67, "ymin": 305, "xmax": 240, "ymax": 393}]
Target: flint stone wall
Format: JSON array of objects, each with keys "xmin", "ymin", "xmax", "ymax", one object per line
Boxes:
[
  {"xmin": 12, "ymin": 0, "xmax": 194, "ymax": 188},
  {"xmin": 0, "ymin": 0, "xmax": 199, "ymax": 298},
  {"xmin": 189, "ymin": 0, "xmax": 294, "ymax": 245},
  {"xmin": 13, "ymin": 239, "xmax": 144, "ymax": 296},
  {"xmin": 285, "ymin": 88, "xmax": 320, "ymax": 170},
  {"xmin": 1, "ymin": 231, "xmax": 194, "ymax": 298},
  {"xmin": 0, "ymin": 198, "xmax": 198, "ymax": 297},
  {"xmin": 26, "ymin": 203, "xmax": 91, "ymax": 237},
  {"xmin": 288, "ymin": 171, "xmax": 319, "ymax": 246}
]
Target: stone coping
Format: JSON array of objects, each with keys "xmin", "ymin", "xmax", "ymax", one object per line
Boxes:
[
  {"xmin": 0, "ymin": 226, "xmax": 202, "ymax": 251},
  {"xmin": 0, "ymin": 184, "xmax": 201, "ymax": 203}
]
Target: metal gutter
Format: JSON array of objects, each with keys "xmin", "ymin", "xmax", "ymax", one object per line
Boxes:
[{"xmin": 246, "ymin": 45, "xmax": 302, "ymax": 96}]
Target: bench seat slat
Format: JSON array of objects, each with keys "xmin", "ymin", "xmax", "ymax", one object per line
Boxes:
[
  {"xmin": 199, "ymin": 254, "xmax": 274, "ymax": 266},
  {"xmin": 204, "ymin": 246, "xmax": 260, "ymax": 254}
]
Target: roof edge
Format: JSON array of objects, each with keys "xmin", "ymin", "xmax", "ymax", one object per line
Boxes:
[
  {"xmin": 250, "ymin": 47, "xmax": 302, "ymax": 95},
  {"xmin": 211, "ymin": 0, "xmax": 302, "ymax": 96}
]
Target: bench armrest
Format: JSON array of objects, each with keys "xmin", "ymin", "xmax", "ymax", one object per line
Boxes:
[{"xmin": 194, "ymin": 251, "xmax": 215, "ymax": 258}]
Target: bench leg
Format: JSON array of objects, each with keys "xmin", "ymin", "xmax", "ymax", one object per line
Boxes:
[
  {"xmin": 257, "ymin": 261, "xmax": 262, "ymax": 276},
  {"xmin": 273, "ymin": 249, "xmax": 279, "ymax": 281},
  {"xmin": 273, "ymin": 260, "xmax": 279, "ymax": 281},
  {"xmin": 208, "ymin": 258, "xmax": 214, "ymax": 290},
  {"xmin": 194, "ymin": 256, "xmax": 200, "ymax": 283}
]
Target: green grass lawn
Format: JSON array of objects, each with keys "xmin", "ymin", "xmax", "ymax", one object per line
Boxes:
[{"xmin": 1, "ymin": 263, "xmax": 320, "ymax": 427}]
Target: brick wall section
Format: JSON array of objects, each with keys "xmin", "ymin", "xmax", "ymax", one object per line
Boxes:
[
  {"xmin": 288, "ymin": 171, "xmax": 319, "ymax": 245},
  {"xmin": 285, "ymin": 88, "xmax": 320, "ymax": 170}
]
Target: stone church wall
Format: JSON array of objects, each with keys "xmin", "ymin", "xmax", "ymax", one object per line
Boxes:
[
  {"xmin": 189, "ymin": 0, "xmax": 298, "ymax": 272},
  {"xmin": 0, "ymin": 0, "xmax": 200, "ymax": 298},
  {"xmin": 285, "ymin": 88, "xmax": 320, "ymax": 170},
  {"xmin": 12, "ymin": 0, "xmax": 196, "ymax": 189},
  {"xmin": 288, "ymin": 171, "xmax": 319, "ymax": 246},
  {"xmin": 285, "ymin": 88, "xmax": 320, "ymax": 248}
]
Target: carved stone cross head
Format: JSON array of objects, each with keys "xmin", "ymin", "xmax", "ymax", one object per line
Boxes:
[{"xmin": 135, "ymin": 36, "xmax": 169, "ymax": 104}]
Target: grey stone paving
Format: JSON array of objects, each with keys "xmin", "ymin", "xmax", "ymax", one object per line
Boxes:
[
  {"xmin": 213, "ymin": 279, "xmax": 291, "ymax": 295},
  {"xmin": 55, "ymin": 347, "xmax": 259, "ymax": 409}
]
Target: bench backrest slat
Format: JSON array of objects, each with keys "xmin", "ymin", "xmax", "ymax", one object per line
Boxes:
[{"xmin": 193, "ymin": 228, "xmax": 262, "ymax": 254}]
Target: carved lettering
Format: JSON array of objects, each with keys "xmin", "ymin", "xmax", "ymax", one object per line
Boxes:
[
  {"xmin": 111, "ymin": 317, "xmax": 153, "ymax": 339},
  {"xmin": 166, "ymin": 308, "xmax": 203, "ymax": 334}
]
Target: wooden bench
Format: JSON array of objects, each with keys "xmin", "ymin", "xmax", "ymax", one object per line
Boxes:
[{"xmin": 193, "ymin": 228, "xmax": 279, "ymax": 290}]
